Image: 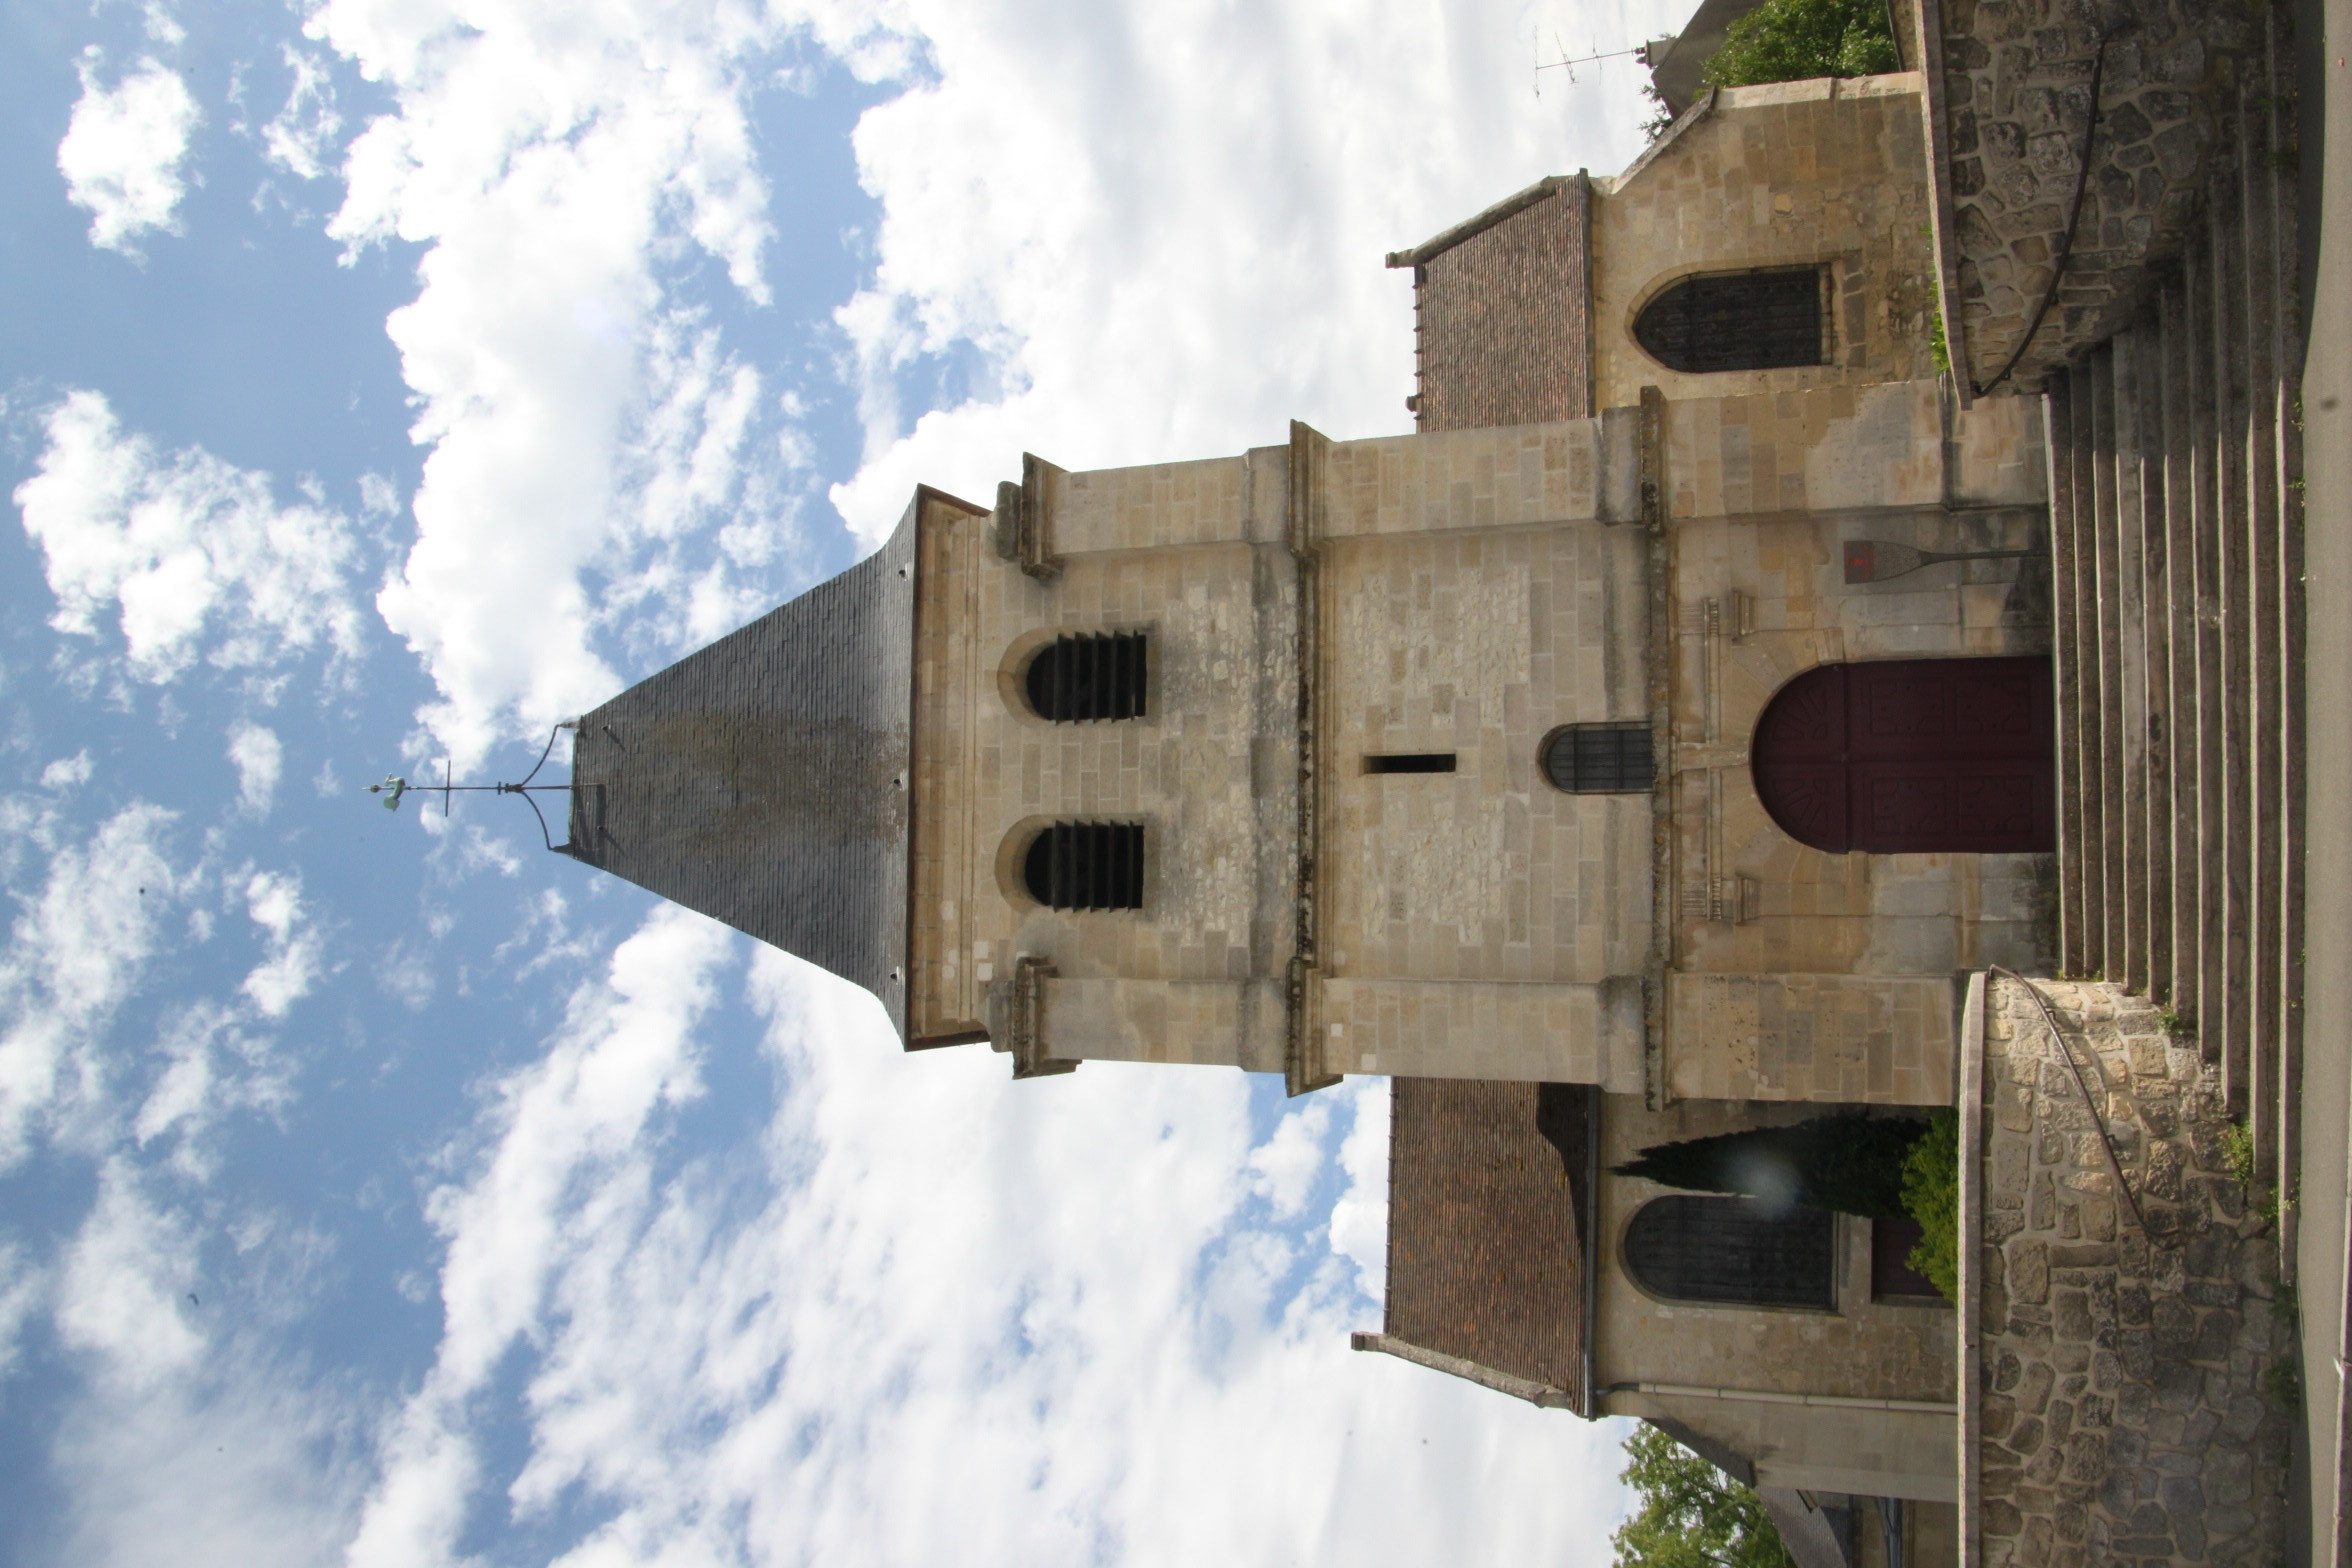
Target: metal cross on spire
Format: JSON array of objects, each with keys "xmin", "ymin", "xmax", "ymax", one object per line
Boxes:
[{"xmin": 368, "ymin": 722, "xmax": 578, "ymax": 853}]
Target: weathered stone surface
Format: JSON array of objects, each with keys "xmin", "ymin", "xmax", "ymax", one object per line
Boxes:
[
  {"xmin": 1935, "ymin": 0, "xmax": 2280, "ymax": 394},
  {"xmin": 1977, "ymin": 979, "xmax": 2291, "ymax": 1568}
]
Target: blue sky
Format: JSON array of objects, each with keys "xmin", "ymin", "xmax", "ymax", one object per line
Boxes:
[{"xmin": 0, "ymin": 0, "xmax": 1684, "ymax": 1562}]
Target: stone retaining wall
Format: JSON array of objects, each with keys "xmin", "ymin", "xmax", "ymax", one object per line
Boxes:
[
  {"xmin": 1924, "ymin": 0, "xmax": 2286, "ymax": 394},
  {"xmin": 1974, "ymin": 978, "xmax": 2292, "ymax": 1566}
]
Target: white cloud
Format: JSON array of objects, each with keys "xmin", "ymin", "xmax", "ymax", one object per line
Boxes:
[
  {"xmin": 227, "ymin": 724, "xmax": 283, "ymax": 816},
  {"xmin": 356, "ymin": 473, "xmax": 400, "ymax": 519},
  {"xmin": 41, "ymin": 751, "xmax": 95, "ymax": 791},
  {"xmin": 240, "ymin": 869, "xmax": 320, "ymax": 1021},
  {"xmin": 347, "ymin": 905, "xmax": 731, "ymax": 1566},
  {"xmin": 821, "ymin": 0, "xmax": 1683, "ymax": 542},
  {"xmin": 56, "ymin": 1158, "xmax": 201, "ymax": 1389},
  {"xmin": 349, "ymin": 930, "xmax": 1632, "ymax": 1566},
  {"xmin": 309, "ymin": 0, "xmax": 799, "ymax": 767},
  {"xmin": 0, "ymin": 803, "xmax": 315, "ymax": 1172},
  {"xmin": 142, "ymin": 2, "xmax": 186, "ymax": 48},
  {"xmin": 1329, "ymin": 1074, "xmax": 1390, "ymax": 1302},
  {"xmin": 58, "ymin": 53, "xmax": 200, "ymax": 255},
  {"xmin": 0, "ymin": 1240, "xmax": 46, "ymax": 1385},
  {"xmin": 50, "ymin": 1353, "xmax": 365, "ymax": 1568},
  {"xmin": 262, "ymin": 46, "xmax": 343, "ymax": 181},
  {"xmin": 44, "ymin": 1165, "xmax": 367, "ymax": 1565},
  {"xmin": 14, "ymin": 391, "xmax": 365, "ymax": 684},
  {"xmin": 132, "ymin": 1002, "xmax": 230, "ymax": 1151},
  {"xmin": 296, "ymin": 0, "xmax": 1675, "ymax": 770},
  {"xmin": 1249, "ymin": 1090, "xmax": 1333, "ymax": 1218},
  {"xmin": 0, "ymin": 804, "xmax": 176, "ymax": 1169}
]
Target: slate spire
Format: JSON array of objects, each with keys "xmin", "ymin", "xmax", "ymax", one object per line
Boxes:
[{"xmin": 565, "ymin": 503, "xmax": 920, "ymax": 1036}]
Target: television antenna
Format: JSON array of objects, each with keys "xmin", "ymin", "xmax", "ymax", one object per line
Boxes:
[
  {"xmin": 1534, "ymin": 28, "xmax": 1646, "ymax": 95},
  {"xmin": 369, "ymin": 722, "xmax": 577, "ymax": 853}
]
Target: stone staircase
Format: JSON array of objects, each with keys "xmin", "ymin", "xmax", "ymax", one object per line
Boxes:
[{"xmin": 2038, "ymin": 13, "xmax": 2305, "ymax": 1251}]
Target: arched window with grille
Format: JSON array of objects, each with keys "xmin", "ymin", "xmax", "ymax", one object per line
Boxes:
[
  {"xmin": 1621, "ymin": 1195, "xmax": 1837, "ymax": 1308},
  {"xmin": 1020, "ymin": 821, "xmax": 1146, "ymax": 910},
  {"xmin": 1540, "ymin": 722, "xmax": 1653, "ymax": 794},
  {"xmin": 1024, "ymin": 633, "xmax": 1148, "ymax": 722},
  {"xmin": 1633, "ymin": 266, "xmax": 1830, "ymax": 374}
]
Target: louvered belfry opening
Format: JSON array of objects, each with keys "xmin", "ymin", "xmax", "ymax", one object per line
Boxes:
[
  {"xmin": 1633, "ymin": 266, "xmax": 1828, "ymax": 374},
  {"xmin": 1621, "ymin": 1195, "xmax": 1837, "ymax": 1309},
  {"xmin": 1024, "ymin": 633, "xmax": 1148, "ymax": 722},
  {"xmin": 1022, "ymin": 822, "xmax": 1146, "ymax": 910},
  {"xmin": 1540, "ymin": 722, "xmax": 1654, "ymax": 794}
]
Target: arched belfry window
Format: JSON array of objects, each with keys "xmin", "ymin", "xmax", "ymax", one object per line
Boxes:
[
  {"xmin": 1633, "ymin": 266, "xmax": 1829, "ymax": 374},
  {"xmin": 1025, "ymin": 633, "xmax": 1147, "ymax": 722},
  {"xmin": 1022, "ymin": 822, "xmax": 1145, "ymax": 910},
  {"xmin": 1622, "ymin": 1196, "xmax": 1836, "ymax": 1308},
  {"xmin": 1540, "ymin": 723, "xmax": 1653, "ymax": 794}
]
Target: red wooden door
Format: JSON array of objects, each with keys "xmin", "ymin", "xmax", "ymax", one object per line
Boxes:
[{"xmin": 1750, "ymin": 657, "xmax": 2055, "ymax": 853}]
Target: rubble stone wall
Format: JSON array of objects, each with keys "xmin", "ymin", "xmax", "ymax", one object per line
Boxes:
[
  {"xmin": 1974, "ymin": 978, "xmax": 2293, "ymax": 1566},
  {"xmin": 1931, "ymin": 0, "xmax": 2283, "ymax": 393}
]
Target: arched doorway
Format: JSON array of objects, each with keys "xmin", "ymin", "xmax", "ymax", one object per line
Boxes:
[{"xmin": 1750, "ymin": 657, "xmax": 2055, "ymax": 854}]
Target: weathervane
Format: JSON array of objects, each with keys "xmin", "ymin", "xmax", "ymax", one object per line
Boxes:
[{"xmin": 369, "ymin": 722, "xmax": 577, "ymax": 853}]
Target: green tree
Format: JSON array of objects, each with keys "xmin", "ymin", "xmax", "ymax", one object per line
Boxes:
[
  {"xmin": 1701, "ymin": 0, "xmax": 1901, "ymax": 89},
  {"xmin": 1613, "ymin": 1424, "xmax": 1794, "ymax": 1568},
  {"xmin": 1611, "ymin": 1113, "xmax": 1927, "ymax": 1218}
]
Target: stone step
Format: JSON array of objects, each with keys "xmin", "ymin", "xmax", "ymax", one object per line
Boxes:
[
  {"xmin": 2042, "ymin": 16, "xmax": 2306, "ymax": 1220},
  {"xmin": 2236, "ymin": 54, "xmax": 2287, "ymax": 1185},
  {"xmin": 2263, "ymin": 6, "xmax": 2308, "ymax": 1239},
  {"xmin": 2051, "ymin": 372, "xmax": 2095, "ymax": 980},
  {"xmin": 2157, "ymin": 268, "xmax": 2203, "ymax": 1040},
  {"xmin": 2126, "ymin": 313, "xmax": 2174, "ymax": 1014}
]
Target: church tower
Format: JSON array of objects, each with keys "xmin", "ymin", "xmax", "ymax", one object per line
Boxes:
[{"xmin": 566, "ymin": 72, "xmax": 2053, "ymax": 1119}]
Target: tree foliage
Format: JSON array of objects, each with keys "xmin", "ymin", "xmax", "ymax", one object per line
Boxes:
[
  {"xmin": 1900, "ymin": 1109, "xmax": 1960, "ymax": 1301},
  {"xmin": 1613, "ymin": 1424, "xmax": 1795, "ymax": 1568},
  {"xmin": 1701, "ymin": 0, "xmax": 1901, "ymax": 89},
  {"xmin": 1611, "ymin": 1113, "xmax": 1927, "ymax": 1218}
]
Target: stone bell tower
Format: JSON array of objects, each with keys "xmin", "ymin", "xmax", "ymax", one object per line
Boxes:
[{"xmin": 565, "ymin": 414, "xmax": 1660, "ymax": 1095}]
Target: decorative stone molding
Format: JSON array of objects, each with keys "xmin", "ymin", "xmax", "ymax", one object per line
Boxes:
[
  {"xmin": 1283, "ymin": 419, "xmax": 1337, "ymax": 1097},
  {"xmin": 992, "ymin": 451, "xmax": 1066, "ymax": 580},
  {"xmin": 1003, "ymin": 955, "xmax": 1076, "ymax": 1079}
]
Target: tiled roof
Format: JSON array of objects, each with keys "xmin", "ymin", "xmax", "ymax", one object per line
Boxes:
[
  {"xmin": 1393, "ymin": 175, "xmax": 1593, "ymax": 432},
  {"xmin": 1381, "ymin": 1078, "xmax": 1592, "ymax": 1410},
  {"xmin": 566, "ymin": 507, "xmax": 919, "ymax": 1037}
]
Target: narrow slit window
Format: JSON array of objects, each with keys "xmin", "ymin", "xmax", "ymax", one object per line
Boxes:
[
  {"xmin": 1633, "ymin": 266, "xmax": 1829, "ymax": 374},
  {"xmin": 1541, "ymin": 723, "xmax": 1653, "ymax": 794},
  {"xmin": 1021, "ymin": 822, "xmax": 1145, "ymax": 910},
  {"xmin": 1364, "ymin": 753, "xmax": 1458, "ymax": 774},
  {"xmin": 1024, "ymin": 633, "xmax": 1148, "ymax": 722}
]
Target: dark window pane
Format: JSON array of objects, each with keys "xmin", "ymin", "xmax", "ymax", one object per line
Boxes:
[
  {"xmin": 1871, "ymin": 1214, "xmax": 1949, "ymax": 1304},
  {"xmin": 1634, "ymin": 267, "xmax": 1828, "ymax": 374},
  {"xmin": 1365, "ymin": 753, "xmax": 1458, "ymax": 774},
  {"xmin": 1025, "ymin": 633, "xmax": 1149, "ymax": 722},
  {"xmin": 1021, "ymin": 822, "xmax": 1146, "ymax": 910},
  {"xmin": 1623, "ymin": 1195, "xmax": 1837, "ymax": 1308},
  {"xmin": 1541, "ymin": 722, "xmax": 1653, "ymax": 794}
]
